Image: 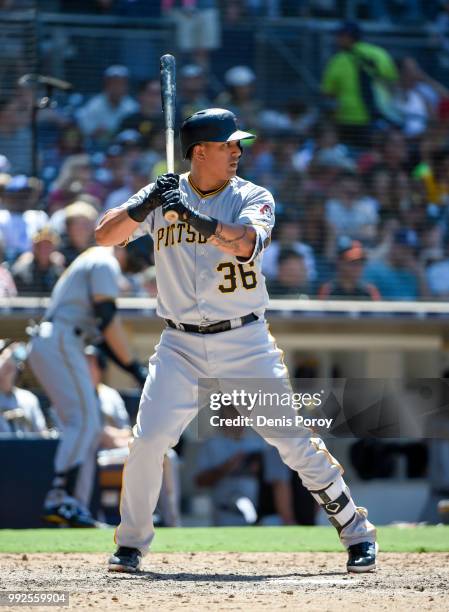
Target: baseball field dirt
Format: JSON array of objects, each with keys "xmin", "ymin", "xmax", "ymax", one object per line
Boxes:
[{"xmin": 2, "ymin": 551, "xmax": 449, "ymax": 611}]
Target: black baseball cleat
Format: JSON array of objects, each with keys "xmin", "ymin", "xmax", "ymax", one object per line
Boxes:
[
  {"xmin": 347, "ymin": 541, "xmax": 378, "ymax": 573},
  {"xmin": 108, "ymin": 547, "xmax": 142, "ymax": 573}
]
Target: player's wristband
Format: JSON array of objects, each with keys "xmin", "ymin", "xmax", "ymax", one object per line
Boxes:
[
  {"xmin": 127, "ymin": 192, "xmax": 158, "ymax": 223},
  {"xmin": 183, "ymin": 209, "xmax": 218, "ymax": 240}
]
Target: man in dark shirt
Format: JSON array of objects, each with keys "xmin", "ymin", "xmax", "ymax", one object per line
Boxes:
[
  {"xmin": 117, "ymin": 79, "xmax": 165, "ymax": 149},
  {"xmin": 319, "ymin": 238, "xmax": 380, "ymax": 300}
]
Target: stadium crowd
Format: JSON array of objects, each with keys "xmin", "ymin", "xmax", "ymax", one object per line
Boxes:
[{"xmin": 2, "ymin": 6, "xmax": 449, "ymax": 303}]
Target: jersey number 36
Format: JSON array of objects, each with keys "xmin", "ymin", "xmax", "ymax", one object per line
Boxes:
[{"xmin": 217, "ymin": 261, "xmax": 257, "ymax": 293}]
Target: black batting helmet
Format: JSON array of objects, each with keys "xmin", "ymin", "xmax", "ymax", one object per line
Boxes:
[{"xmin": 180, "ymin": 108, "xmax": 255, "ymax": 159}]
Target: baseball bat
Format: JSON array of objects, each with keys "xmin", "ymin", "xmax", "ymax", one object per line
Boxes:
[{"xmin": 160, "ymin": 54, "xmax": 179, "ymax": 223}]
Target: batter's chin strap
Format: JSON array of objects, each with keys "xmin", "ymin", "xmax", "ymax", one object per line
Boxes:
[{"xmin": 97, "ymin": 341, "xmax": 148, "ymax": 387}]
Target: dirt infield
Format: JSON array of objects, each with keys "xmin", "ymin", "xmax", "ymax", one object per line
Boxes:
[{"xmin": 1, "ymin": 552, "xmax": 448, "ymax": 611}]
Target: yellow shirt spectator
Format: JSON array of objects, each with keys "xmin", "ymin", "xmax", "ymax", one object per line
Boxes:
[{"xmin": 322, "ymin": 41, "xmax": 398, "ymax": 126}]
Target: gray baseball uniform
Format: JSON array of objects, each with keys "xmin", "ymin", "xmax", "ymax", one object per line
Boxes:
[
  {"xmin": 28, "ymin": 247, "xmax": 120, "ymax": 504},
  {"xmin": 114, "ymin": 172, "xmax": 376, "ymax": 554}
]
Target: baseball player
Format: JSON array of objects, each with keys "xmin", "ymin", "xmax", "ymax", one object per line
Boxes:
[
  {"xmin": 27, "ymin": 242, "xmax": 149, "ymax": 527},
  {"xmin": 96, "ymin": 108, "xmax": 377, "ymax": 573}
]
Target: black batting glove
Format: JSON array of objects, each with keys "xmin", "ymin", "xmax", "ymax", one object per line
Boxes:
[
  {"xmin": 161, "ymin": 188, "xmax": 190, "ymax": 221},
  {"xmin": 127, "ymin": 173, "xmax": 179, "ymax": 222},
  {"xmin": 161, "ymin": 189, "xmax": 218, "ymax": 239}
]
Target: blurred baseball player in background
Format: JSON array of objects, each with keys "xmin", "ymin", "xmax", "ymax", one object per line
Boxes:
[
  {"xmin": 27, "ymin": 242, "xmax": 149, "ymax": 527},
  {"xmin": 85, "ymin": 344, "xmax": 181, "ymax": 528},
  {"xmin": 96, "ymin": 108, "xmax": 377, "ymax": 573}
]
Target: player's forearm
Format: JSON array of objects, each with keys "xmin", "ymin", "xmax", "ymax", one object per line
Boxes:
[
  {"xmin": 102, "ymin": 316, "xmax": 134, "ymax": 365},
  {"xmin": 95, "ymin": 208, "xmax": 139, "ymax": 246},
  {"xmin": 208, "ymin": 223, "xmax": 256, "ymax": 258}
]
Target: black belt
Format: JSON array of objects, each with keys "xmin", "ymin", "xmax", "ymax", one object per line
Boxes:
[{"xmin": 165, "ymin": 313, "xmax": 258, "ymax": 334}]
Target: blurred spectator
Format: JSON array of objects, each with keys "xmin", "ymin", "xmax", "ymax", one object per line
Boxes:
[
  {"xmin": 318, "ymin": 238, "xmax": 380, "ymax": 300},
  {"xmin": 0, "ymin": 95, "xmax": 32, "ymax": 175},
  {"xmin": 47, "ymin": 154, "xmax": 105, "ymax": 214},
  {"xmin": 0, "ymin": 175, "xmax": 48, "ymax": 262},
  {"xmin": 76, "ymin": 65, "xmax": 138, "ymax": 148},
  {"xmin": 215, "ymin": 65, "xmax": 261, "ymax": 129},
  {"xmin": 114, "ymin": 129, "xmax": 145, "ymax": 166},
  {"xmin": 117, "ymin": 79, "xmax": 165, "ymax": 149},
  {"xmin": 426, "ymin": 255, "xmax": 449, "ymax": 299},
  {"xmin": 262, "ymin": 214, "xmax": 316, "ymax": 283},
  {"xmin": 266, "ymin": 248, "xmax": 311, "ymax": 297},
  {"xmin": 363, "ymin": 228, "xmax": 428, "ymax": 299},
  {"xmin": 413, "ymin": 147, "xmax": 449, "ymax": 206},
  {"xmin": 392, "ymin": 58, "xmax": 431, "ymax": 138},
  {"xmin": 293, "ymin": 122, "xmax": 354, "ymax": 175},
  {"xmin": 0, "ymin": 238, "xmax": 17, "ymax": 298},
  {"xmin": 325, "ymin": 171, "xmax": 379, "ymax": 246},
  {"xmin": 0, "ymin": 340, "xmax": 47, "ymax": 435},
  {"xmin": 418, "ymin": 205, "xmax": 445, "ymax": 268},
  {"xmin": 195, "ymin": 404, "xmax": 294, "ymax": 526},
  {"xmin": 59, "ymin": 201, "xmax": 98, "ymax": 267},
  {"xmin": 98, "ymin": 145, "xmax": 129, "ymax": 197},
  {"xmin": 177, "ymin": 64, "xmax": 212, "ymax": 120},
  {"xmin": 11, "ymin": 227, "xmax": 64, "ymax": 296},
  {"xmin": 432, "ymin": 1, "xmax": 449, "ymax": 72},
  {"xmin": 104, "ymin": 156, "xmax": 154, "ymax": 212},
  {"xmin": 248, "ymin": 132, "xmax": 301, "ymax": 196},
  {"xmin": 321, "ymin": 21, "xmax": 398, "ymax": 147},
  {"xmin": 397, "ymin": 57, "xmax": 449, "ymax": 117},
  {"xmin": 162, "ymin": 0, "xmax": 221, "ymax": 70}
]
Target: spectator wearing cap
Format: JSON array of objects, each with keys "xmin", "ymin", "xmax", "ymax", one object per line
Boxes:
[
  {"xmin": 162, "ymin": 0, "xmax": 221, "ymax": 70},
  {"xmin": 325, "ymin": 172, "xmax": 379, "ymax": 248},
  {"xmin": 266, "ymin": 247, "xmax": 311, "ymax": 297},
  {"xmin": 215, "ymin": 66, "xmax": 261, "ymax": 130},
  {"xmin": 59, "ymin": 201, "xmax": 98, "ymax": 267},
  {"xmin": 321, "ymin": 21, "xmax": 398, "ymax": 147},
  {"xmin": 318, "ymin": 238, "xmax": 380, "ymax": 300},
  {"xmin": 76, "ymin": 65, "xmax": 138, "ymax": 147},
  {"xmin": 363, "ymin": 229, "xmax": 428, "ymax": 299},
  {"xmin": 117, "ymin": 79, "xmax": 165, "ymax": 149},
  {"xmin": 177, "ymin": 64, "xmax": 212, "ymax": 120},
  {"xmin": 113, "ymin": 129, "xmax": 145, "ymax": 167},
  {"xmin": 11, "ymin": 227, "xmax": 64, "ymax": 296},
  {"xmin": 0, "ymin": 175, "xmax": 48, "ymax": 262}
]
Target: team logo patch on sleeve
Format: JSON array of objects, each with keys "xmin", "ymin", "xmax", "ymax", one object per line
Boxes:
[{"xmin": 259, "ymin": 203, "xmax": 273, "ymax": 219}]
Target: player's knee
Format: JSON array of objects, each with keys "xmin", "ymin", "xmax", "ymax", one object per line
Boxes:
[{"xmin": 132, "ymin": 427, "xmax": 171, "ymax": 453}]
